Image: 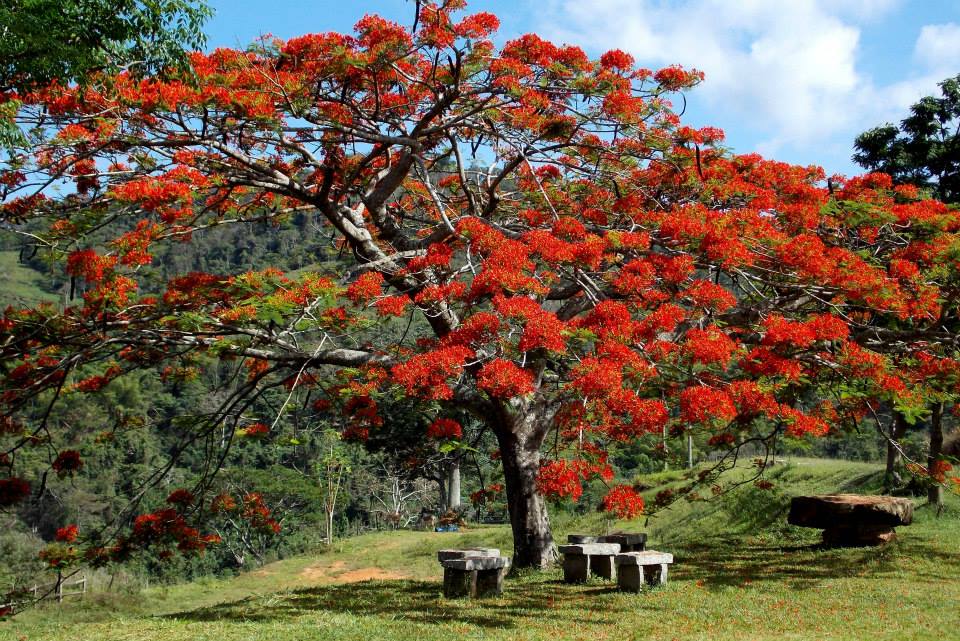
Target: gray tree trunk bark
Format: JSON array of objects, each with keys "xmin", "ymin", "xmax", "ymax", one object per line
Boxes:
[
  {"xmin": 495, "ymin": 409, "xmax": 555, "ymax": 570},
  {"xmin": 447, "ymin": 460, "xmax": 461, "ymax": 509},
  {"xmin": 928, "ymin": 402, "xmax": 944, "ymax": 510},
  {"xmin": 885, "ymin": 412, "xmax": 908, "ymax": 492},
  {"xmin": 437, "ymin": 475, "xmax": 447, "ymax": 512}
]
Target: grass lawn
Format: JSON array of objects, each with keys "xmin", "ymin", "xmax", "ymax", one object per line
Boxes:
[{"xmin": 4, "ymin": 458, "xmax": 959, "ymax": 641}]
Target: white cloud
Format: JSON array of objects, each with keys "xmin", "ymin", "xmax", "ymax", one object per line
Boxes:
[
  {"xmin": 913, "ymin": 23, "xmax": 960, "ymax": 71},
  {"xmin": 531, "ymin": 0, "xmax": 954, "ymax": 172}
]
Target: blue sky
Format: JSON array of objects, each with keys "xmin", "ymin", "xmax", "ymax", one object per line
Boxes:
[{"xmin": 205, "ymin": 0, "xmax": 960, "ymax": 176}]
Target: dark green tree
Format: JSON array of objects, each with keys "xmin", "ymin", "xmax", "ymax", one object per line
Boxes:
[
  {"xmin": 853, "ymin": 74, "xmax": 960, "ymax": 204},
  {"xmin": 0, "ymin": 0, "xmax": 211, "ymax": 94}
]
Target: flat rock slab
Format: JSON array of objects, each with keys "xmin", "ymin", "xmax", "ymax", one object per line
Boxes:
[
  {"xmin": 566, "ymin": 534, "xmax": 598, "ymax": 544},
  {"xmin": 442, "ymin": 556, "xmax": 511, "ymax": 571},
  {"xmin": 558, "ymin": 543, "xmax": 621, "ymax": 555},
  {"xmin": 615, "ymin": 551, "xmax": 673, "ymax": 566},
  {"xmin": 437, "ymin": 548, "xmax": 500, "ymax": 562},
  {"xmin": 600, "ymin": 533, "xmax": 647, "ymax": 548},
  {"xmin": 788, "ymin": 494, "xmax": 913, "ymax": 529}
]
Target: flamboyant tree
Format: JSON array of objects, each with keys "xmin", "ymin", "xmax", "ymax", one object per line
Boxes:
[{"xmin": 2, "ymin": 1, "xmax": 960, "ymax": 568}]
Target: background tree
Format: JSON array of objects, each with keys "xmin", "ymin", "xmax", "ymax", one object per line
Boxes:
[
  {"xmin": 853, "ymin": 74, "xmax": 959, "ymax": 203},
  {"xmin": 2, "ymin": 1, "xmax": 960, "ymax": 571},
  {"xmin": 0, "ymin": 0, "xmax": 211, "ymax": 94},
  {"xmin": 853, "ymin": 74, "xmax": 960, "ymax": 507}
]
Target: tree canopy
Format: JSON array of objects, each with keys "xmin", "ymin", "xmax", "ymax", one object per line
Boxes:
[
  {"xmin": 2, "ymin": 0, "xmax": 959, "ymax": 569},
  {"xmin": 853, "ymin": 74, "xmax": 960, "ymax": 204},
  {"xmin": 0, "ymin": 0, "xmax": 211, "ymax": 93}
]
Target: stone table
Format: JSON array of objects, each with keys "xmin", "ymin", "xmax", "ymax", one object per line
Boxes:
[
  {"xmin": 437, "ymin": 548, "xmax": 500, "ymax": 563},
  {"xmin": 787, "ymin": 494, "xmax": 913, "ymax": 546},
  {"xmin": 557, "ymin": 543, "xmax": 621, "ymax": 582},
  {"xmin": 599, "ymin": 533, "xmax": 647, "ymax": 552}
]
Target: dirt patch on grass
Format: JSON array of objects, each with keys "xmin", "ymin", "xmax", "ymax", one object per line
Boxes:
[
  {"xmin": 299, "ymin": 560, "xmax": 347, "ymax": 581},
  {"xmin": 299, "ymin": 560, "xmax": 407, "ymax": 583},
  {"xmin": 336, "ymin": 567, "xmax": 408, "ymax": 582}
]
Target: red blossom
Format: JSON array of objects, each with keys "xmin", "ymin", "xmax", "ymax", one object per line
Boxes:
[
  {"xmin": 477, "ymin": 359, "xmax": 535, "ymax": 398},
  {"xmin": 345, "ymin": 272, "xmax": 384, "ymax": 305},
  {"xmin": 683, "ymin": 328, "xmax": 737, "ymax": 367},
  {"xmin": 599, "ymin": 49, "xmax": 634, "ymax": 71},
  {"xmin": 55, "ymin": 524, "xmax": 79, "ymax": 543},
  {"xmin": 166, "ymin": 489, "xmax": 195, "ymax": 508},
  {"xmin": 537, "ymin": 460, "xmax": 582, "ymax": 502},
  {"xmin": 391, "ymin": 345, "xmax": 473, "ymax": 400},
  {"xmin": 426, "ymin": 417, "xmax": 462, "ymax": 440},
  {"xmin": 52, "ymin": 450, "xmax": 83, "ymax": 477},
  {"xmin": 602, "ymin": 485, "xmax": 645, "ymax": 519},
  {"xmin": 679, "ymin": 386, "xmax": 737, "ymax": 425}
]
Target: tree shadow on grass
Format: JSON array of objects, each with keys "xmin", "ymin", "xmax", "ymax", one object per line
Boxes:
[
  {"xmin": 673, "ymin": 535, "xmax": 960, "ymax": 591},
  {"xmin": 162, "ymin": 578, "xmax": 631, "ymax": 628}
]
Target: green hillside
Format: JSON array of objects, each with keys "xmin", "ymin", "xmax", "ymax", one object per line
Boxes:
[
  {"xmin": 0, "ymin": 251, "xmax": 60, "ymax": 305},
  {"xmin": 5, "ymin": 458, "xmax": 959, "ymax": 641}
]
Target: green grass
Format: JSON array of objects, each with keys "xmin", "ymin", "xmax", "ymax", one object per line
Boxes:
[
  {"xmin": 0, "ymin": 251, "xmax": 60, "ymax": 305},
  {"xmin": 5, "ymin": 458, "xmax": 959, "ymax": 641}
]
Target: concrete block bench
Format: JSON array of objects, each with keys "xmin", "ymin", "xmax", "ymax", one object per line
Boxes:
[
  {"xmin": 615, "ymin": 551, "xmax": 673, "ymax": 592},
  {"xmin": 599, "ymin": 533, "xmax": 647, "ymax": 552},
  {"xmin": 557, "ymin": 542, "xmax": 621, "ymax": 582},
  {"xmin": 439, "ymin": 549, "xmax": 510, "ymax": 598}
]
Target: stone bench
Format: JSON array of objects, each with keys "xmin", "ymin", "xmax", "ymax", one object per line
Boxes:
[
  {"xmin": 787, "ymin": 494, "xmax": 913, "ymax": 546},
  {"xmin": 439, "ymin": 549, "xmax": 510, "ymax": 598},
  {"xmin": 615, "ymin": 551, "xmax": 673, "ymax": 592},
  {"xmin": 557, "ymin": 542, "xmax": 621, "ymax": 583},
  {"xmin": 599, "ymin": 533, "xmax": 647, "ymax": 552}
]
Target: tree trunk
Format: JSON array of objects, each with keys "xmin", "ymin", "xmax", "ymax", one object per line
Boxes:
[
  {"xmin": 495, "ymin": 415, "xmax": 555, "ymax": 570},
  {"xmin": 928, "ymin": 402, "xmax": 944, "ymax": 510},
  {"xmin": 325, "ymin": 510, "xmax": 335, "ymax": 545},
  {"xmin": 447, "ymin": 460, "xmax": 461, "ymax": 509},
  {"xmin": 437, "ymin": 475, "xmax": 447, "ymax": 512},
  {"xmin": 884, "ymin": 412, "xmax": 908, "ymax": 492}
]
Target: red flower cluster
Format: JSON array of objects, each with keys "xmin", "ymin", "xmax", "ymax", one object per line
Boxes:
[
  {"xmin": 241, "ymin": 493, "xmax": 282, "ymax": 534},
  {"xmin": 469, "ymin": 483, "xmax": 504, "ymax": 506},
  {"xmin": 52, "ymin": 450, "xmax": 83, "ymax": 477},
  {"xmin": 55, "ymin": 524, "xmax": 79, "ymax": 543},
  {"xmin": 426, "ymin": 418, "xmax": 462, "ymax": 440},
  {"xmin": 679, "ymin": 386, "xmax": 737, "ymax": 425},
  {"xmin": 392, "ymin": 345, "xmax": 472, "ymax": 400},
  {"xmin": 536, "ymin": 460, "xmax": 583, "ymax": 502},
  {"xmin": 210, "ymin": 492, "xmax": 238, "ymax": 513},
  {"xmin": 129, "ymin": 507, "xmax": 219, "ymax": 555},
  {"xmin": 477, "ymin": 359, "xmax": 535, "ymax": 398},
  {"xmin": 240, "ymin": 422, "xmax": 270, "ymax": 438},
  {"xmin": 346, "ymin": 272, "xmax": 385, "ymax": 305},
  {"xmin": 66, "ymin": 249, "xmax": 116, "ymax": 283},
  {"xmin": 166, "ymin": 489, "xmax": 195, "ymax": 507},
  {"xmin": 683, "ymin": 328, "xmax": 737, "ymax": 367},
  {"xmin": 602, "ymin": 485, "xmax": 645, "ymax": 519}
]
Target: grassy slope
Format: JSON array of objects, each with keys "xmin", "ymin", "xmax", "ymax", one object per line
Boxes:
[
  {"xmin": 0, "ymin": 251, "xmax": 60, "ymax": 305},
  {"xmin": 5, "ymin": 458, "xmax": 959, "ymax": 641}
]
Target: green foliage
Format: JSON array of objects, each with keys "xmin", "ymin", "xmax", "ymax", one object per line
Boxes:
[
  {"xmin": 0, "ymin": 0, "xmax": 212, "ymax": 93},
  {"xmin": 853, "ymin": 74, "xmax": 960, "ymax": 203}
]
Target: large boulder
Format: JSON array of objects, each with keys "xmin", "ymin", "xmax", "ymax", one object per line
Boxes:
[{"xmin": 788, "ymin": 494, "xmax": 913, "ymax": 547}]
